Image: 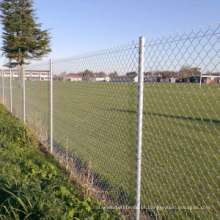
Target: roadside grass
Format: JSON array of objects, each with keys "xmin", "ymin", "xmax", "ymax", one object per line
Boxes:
[
  {"xmin": 7, "ymin": 80, "xmax": 220, "ymax": 219},
  {"xmin": 0, "ymin": 103, "xmax": 124, "ymax": 220}
]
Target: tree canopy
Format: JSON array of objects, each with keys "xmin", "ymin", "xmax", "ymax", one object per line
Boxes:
[{"xmin": 0, "ymin": 0, "xmax": 51, "ymax": 85}]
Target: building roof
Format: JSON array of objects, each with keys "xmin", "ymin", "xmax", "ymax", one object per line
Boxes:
[
  {"xmin": 201, "ymin": 73, "xmax": 220, "ymax": 77},
  {"xmin": 201, "ymin": 75, "xmax": 220, "ymax": 78}
]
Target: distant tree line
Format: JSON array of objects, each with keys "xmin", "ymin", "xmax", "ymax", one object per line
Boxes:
[
  {"xmin": 56, "ymin": 65, "xmax": 201, "ymax": 80},
  {"xmin": 145, "ymin": 65, "xmax": 201, "ymax": 79}
]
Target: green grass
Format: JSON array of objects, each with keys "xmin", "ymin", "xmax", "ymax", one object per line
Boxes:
[
  {"xmin": 3, "ymin": 80, "xmax": 220, "ymax": 219},
  {"xmin": 0, "ymin": 103, "xmax": 124, "ymax": 220}
]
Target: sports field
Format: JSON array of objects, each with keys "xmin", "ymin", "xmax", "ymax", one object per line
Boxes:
[{"xmin": 2, "ymin": 80, "xmax": 219, "ymax": 219}]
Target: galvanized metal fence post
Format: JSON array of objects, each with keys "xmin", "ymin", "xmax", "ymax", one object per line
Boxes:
[
  {"xmin": 9, "ymin": 68, "xmax": 12, "ymax": 113},
  {"xmin": 134, "ymin": 36, "xmax": 145, "ymax": 220},
  {"xmin": 23, "ymin": 68, "xmax": 26, "ymax": 123},
  {"xmin": 2, "ymin": 69, "xmax": 4, "ymax": 104},
  {"xmin": 50, "ymin": 59, "xmax": 53, "ymax": 153}
]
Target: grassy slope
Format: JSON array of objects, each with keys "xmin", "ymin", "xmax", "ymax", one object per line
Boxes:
[
  {"xmin": 0, "ymin": 104, "xmax": 123, "ymax": 220},
  {"xmin": 5, "ymin": 81, "xmax": 220, "ymax": 219}
]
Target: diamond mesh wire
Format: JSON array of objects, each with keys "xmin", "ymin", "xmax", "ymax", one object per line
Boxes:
[
  {"xmin": 0, "ymin": 71, "xmax": 3, "ymax": 103},
  {"xmin": 52, "ymin": 42, "xmax": 139, "ymax": 208},
  {"xmin": 24, "ymin": 62, "xmax": 50, "ymax": 147},
  {"xmin": 1, "ymin": 69, "xmax": 10, "ymax": 110},
  {"xmin": 142, "ymin": 25, "xmax": 220, "ymax": 219},
  {"xmin": 0, "ymin": 24, "xmax": 219, "ymax": 220},
  {"xmin": 11, "ymin": 68, "xmax": 23, "ymax": 120}
]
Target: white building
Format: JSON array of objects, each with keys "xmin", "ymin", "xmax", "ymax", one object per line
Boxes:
[
  {"xmin": 88, "ymin": 77, "xmax": 110, "ymax": 82},
  {"xmin": 133, "ymin": 76, "xmax": 138, "ymax": 82},
  {"xmin": 63, "ymin": 75, "xmax": 82, "ymax": 82},
  {"xmin": 0, "ymin": 69, "xmax": 50, "ymax": 81},
  {"xmin": 110, "ymin": 76, "xmax": 138, "ymax": 82},
  {"xmin": 168, "ymin": 77, "xmax": 177, "ymax": 83}
]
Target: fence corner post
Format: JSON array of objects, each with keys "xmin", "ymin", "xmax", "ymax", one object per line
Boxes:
[
  {"xmin": 50, "ymin": 59, "xmax": 53, "ymax": 153},
  {"xmin": 134, "ymin": 36, "xmax": 145, "ymax": 220}
]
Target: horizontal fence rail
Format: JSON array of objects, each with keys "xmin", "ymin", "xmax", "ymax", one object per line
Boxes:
[{"xmin": 0, "ymin": 24, "xmax": 219, "ymax": 220}]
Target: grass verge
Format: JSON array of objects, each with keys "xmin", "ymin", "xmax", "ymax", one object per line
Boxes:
[{"xmin": 0, "ymin": 103, "xmax": 124, "ymax": 220}]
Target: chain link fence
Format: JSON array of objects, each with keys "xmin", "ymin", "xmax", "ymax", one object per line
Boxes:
[
  {"xmin": 0, "ymin": 69, "xmax": 10, "ymax": 110},
  {"xmin": 0, "ymin": 24, "xmax": 219, "ymax": 220},
  {"xmin": 52, "ymin": 41, "xmax": 139, "ymax": 211},
  {"xmin": 25, "ymin": 62, "xmax": 51, "ymax": 146},
  {"xmin": 142, "ymin": 25, "xmax": 219, "ymax": 219},
  {"xmin": 11, "ymin": 69, "xmax": 23, "ymax": 119}
]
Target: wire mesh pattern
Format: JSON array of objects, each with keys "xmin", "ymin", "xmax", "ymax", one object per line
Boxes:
[
  {"xmin": 0, "ymin": 70, "xmax": 10, "ymax": 110},
  {"xmin": 0, "ymin": 72, "xmax": 4, "ymax": 105},
  {"xmin": 24, "ymin": 62, "xmax": 51, "ymax": 146},
  {"xmin": 0, "ymin": 71, "xmax": 4, "ymax": 104},
  {"xmin": 52, "ymin": 41, "xmax": 139, "ymax": 207},
  {"xmin": 0, "ymin": 24, "xmax": 219, "ymax": 220},
  {"xmin": 0, "ymin": 64, "xmax": 51, "ymax": 146},
  {"xmin": 11, "ymin": 68, "xmax": 23, "ymax": 119},
  {"xmin": 142, "ymin": 25, "xmax": 220, "ymax": 219}
]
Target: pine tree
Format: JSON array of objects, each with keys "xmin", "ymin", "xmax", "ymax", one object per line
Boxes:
[{"xmin": 0, "ymin": 0, "xmax": 51, "ymax": 87}]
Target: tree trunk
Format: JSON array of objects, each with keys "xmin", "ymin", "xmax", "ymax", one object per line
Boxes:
[
  {"xmin": 18, "ymin": 64, "xmax": 21, "ymax": 87},
  {"xmin": 20, "ymin": 64, "xmax": 24, "ymax": 88},
  {"xmin": 19, "ymin": 64, "xmax": 24, "ymax": 88}
]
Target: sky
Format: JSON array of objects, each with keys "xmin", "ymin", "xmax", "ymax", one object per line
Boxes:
[{"xmin": 0, "ymin": 0, "xmax": 220, "ymax": 70}]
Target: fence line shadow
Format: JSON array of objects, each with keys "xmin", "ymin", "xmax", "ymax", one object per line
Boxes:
[{"xmin": 98, "ymin": 107, "xmax": 220, "ymax": 124}]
